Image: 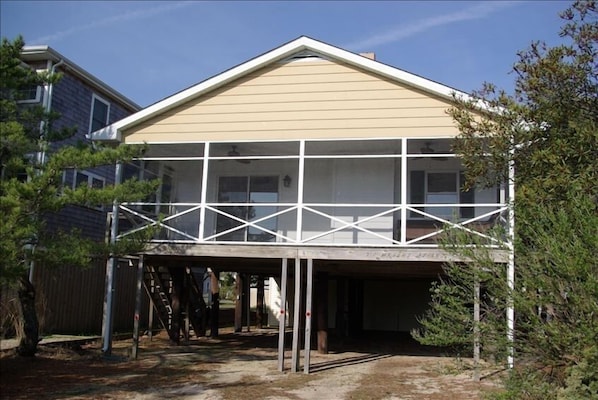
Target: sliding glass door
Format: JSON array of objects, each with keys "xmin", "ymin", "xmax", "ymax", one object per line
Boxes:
[{"xmin": 216, "ymin": 176, "xmax": 278, "ymax": 242}]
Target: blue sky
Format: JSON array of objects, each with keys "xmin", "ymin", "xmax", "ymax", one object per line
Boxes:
[{"xmin": 1, "ymin": 1, "xmax": 567, "ymax": 107}]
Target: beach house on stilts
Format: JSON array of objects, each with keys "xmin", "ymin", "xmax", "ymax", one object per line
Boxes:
[{"xmin": 92, "ymin": 36, "xmax": 512, "ymax": 372}]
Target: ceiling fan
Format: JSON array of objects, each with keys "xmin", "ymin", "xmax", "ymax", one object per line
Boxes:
[
  {"xmin": 415, "ymin": 142, "xmax": 447, "ymax": 161},
  {"xmin": 227, "ymin": 145, "xmax": 251, "ymax": 164}
]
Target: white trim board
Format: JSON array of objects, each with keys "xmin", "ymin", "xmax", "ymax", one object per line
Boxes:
[{"xmin": 91, "ymin": 36, "xmax": 477, "ymax": 143}]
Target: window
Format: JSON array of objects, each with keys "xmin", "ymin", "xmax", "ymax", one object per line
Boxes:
[
  {"xmin": 15, "ymin": 68, "xmax": 44, "ymax": 104},
  {"xmin": 410, "ymin": 171, "xmax": 474, "ymax": 219},
  {"xmin": 216, "ymin": 176, "xmax": 279, "ymax": 242},
  {"xmin": 72, "ymin": 170, "xmax": 106, "ymax": 210},
  {"xmin": 89, "ymin": 94, "xmax": 110, "ymax": 133},
  {"xmin": 426, "ymin": 172, "xmax": 459, "ymax": 218},
  {"xmin": 74, "ymin": 170, "xmax": 105, "ymax": 190},
  {"xmin": 16, "ymin": 84, "xmax": 42, "ymax": 103}
]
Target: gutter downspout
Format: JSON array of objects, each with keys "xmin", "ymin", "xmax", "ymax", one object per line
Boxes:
[
  {"xmin": 38, "ymin": 58, "xmax": 64, "ymax": 165},
  {"xmin": 29, "ymin": 58, "xmax": 64, "ymax": 284}
]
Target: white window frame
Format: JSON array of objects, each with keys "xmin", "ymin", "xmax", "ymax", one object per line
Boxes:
[
  {"xmin": 16, "ymin": 85, "xmax": 42, "ymax": 104},
  {"xmin": 16, "ymin": 68, "xmax": 44, "ymax": 104},
  {"xmin": 72, "ymin": 169, "xmax": 106, "ymax": 210},
  {"xmin": 215, "ymin": 175, "xmax": 279, "ymax": 242},
  {"xmin": 89, "ymin": 93, "xmax": 110, "ymax": 134},
  {"xmin": 425, "ymin": 170, "xmax": 460, "ymax": 220}
]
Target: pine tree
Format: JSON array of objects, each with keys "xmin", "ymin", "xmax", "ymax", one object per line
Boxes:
[
  {"xmin": 0, "ymin": 36, "xmax": 157, "ymax": 356},
  {"xmin": 414, "ymin": 2, "xmax": 598, "ymax": 397}
]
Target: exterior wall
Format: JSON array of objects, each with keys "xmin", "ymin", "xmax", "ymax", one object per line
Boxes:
[
  {"xmin": 332, "ymin": 158, "xmax": 395, "ymax": 244},
  {"xmin": 123, "ymin": 59, "xmax": 459, "ymax": 143},
  {"xmin": 267, "ymin": 277, "xmax": 286, "ymax": 327},
  {"xmin": 46, "ymin": 68, "xmax": 137, "ymax": 241},
  {"xmin": 300, "ymin": 157, "xmax": 396, "ymax": 244},
  {"xmin": 169, "ymin": 159, "xmax": 203, "ymax": 236},
  {"xmin": 21, "ymin": 59, "xmax": 141, "ymax": 335}
]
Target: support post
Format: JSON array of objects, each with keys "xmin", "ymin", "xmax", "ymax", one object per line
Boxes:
[
  {"xmin": 148, "ymin": 267, "xmax": 155, "ymax": 341},
  {"xmin": 210, "ymin": 269, "xmax": 220, "ymax": 337},
  {"xmin": 132, "ymin": 255, "xmax": 144, "ymax": 359},
  {"xmin": 316, "ymin": 272, "xmax": 328, "ymax": 354},
  {"xmin": 256, "ymin": 276, "xmax": 265, "ymax": 329},
  {"xmin": 101, "ymin": 161, "xmax": 122, "ymax": 356},
  {"xmin": 473, "ymin": 276, "xmax": 480, "ymax": 382},
  {"xmin": 101, "ymin": 246, "xmax": 117, "ymax": 353},
  {"xmin": 234, "ymin": 272, "xmax": 243, "ymax": 332},
  {"xmin": 303, "ymin": 259, "xmax": 313, "ymax": 374},
  {"xmin": 245, "ymin": 274, "xmax": 251, "ymax": 332},
  {"xmin": 183, "ymin": 270, "xmax": 190, "ymax": 343},
  {"xmin": 291, "ymin": 257, "xmax": 302, "ymax": 373},
  {"xmin": 148, "ymin": 297, "xmax": 154, "ymax": 341},
  {"xmin": 170, "ymin": 267, "xmax": 183, "ymax": 345},
  {"xmin": 278, "ymin": 259, "xmax": 288, "ymax": 372}
]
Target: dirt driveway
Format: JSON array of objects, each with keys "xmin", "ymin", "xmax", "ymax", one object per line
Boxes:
[{"xmin": 0, "ymin": 329, "xmax": 501, "ymax": 399}]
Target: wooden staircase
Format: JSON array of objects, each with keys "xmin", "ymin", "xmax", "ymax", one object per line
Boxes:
[{"xmin": 143, "ymin": 265, "xmax": 207, "ymax": 343}]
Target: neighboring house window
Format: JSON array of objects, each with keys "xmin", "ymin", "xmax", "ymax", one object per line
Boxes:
[
  {"xmin": 74, "ymin": 170, "xmax": 105, "ymax": 190},
  {"xmin": 410, "ymin": 171, "xmax": 474, "ymax": 219},
  {"xmin": 73, "ymin": 169, "xmax": 106, "ymax": 210},
  {"xmin": 216, "ymin": 176, "xmax": 278, "ymax": 242},
  {"xmin": 16, "ymin": 84, "xmax": 41, "ymax": 103},
  {"xmin": 16, "ymin": 68, "xmax": 44, "ymax": 103},
  {"xmin": 89, "ymin": 94, "xmax": 110, "ymax": 133}
]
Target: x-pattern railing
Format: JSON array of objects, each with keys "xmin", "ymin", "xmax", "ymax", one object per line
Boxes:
[
  {"xmin": 404, "ymin": 206, "xmax": 508, "ymax": 245},
  {"xmin": 115, "ymin": 201, "xmax": 509, "ymax": 247}
]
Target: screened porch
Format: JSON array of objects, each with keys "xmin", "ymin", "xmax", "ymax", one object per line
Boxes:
[{"xmin": 114, "ymin": 138, "xmax": 510, "ymax": 248}]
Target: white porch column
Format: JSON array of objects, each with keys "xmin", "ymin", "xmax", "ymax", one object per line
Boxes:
[
  {"xmin": 198, "ymin": 142, "xmax": 210, "ymax": 241},
  {"xmin": 400, "ymin": 138, "xmax": 408, "ymax": 244},
  {"xmin": 101, "ymin": 161, "xmax": 123, "ymax": 355},
  {"xmin": 296, "ymin": 140, "xmax": 305, "ymax": 243}
]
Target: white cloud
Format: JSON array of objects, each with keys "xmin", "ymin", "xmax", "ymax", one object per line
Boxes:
[
  {"xmin": 32, "ymin": 1, "xmax": 194, "ymax": 44},
  {"xmin": 344, "ymin": 1, "xmax": 520, "ymax": 51}
]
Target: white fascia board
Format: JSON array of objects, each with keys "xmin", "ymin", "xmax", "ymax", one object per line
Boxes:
[
  {"xmin": 304, "ymin": 38, "xmax": 468, "ymax": 100},
  {"xmin": 301, "ymin": 37, "xmax": 492, "ymax": 113},
  {"xmin": 92, "ymin": 37, "xmax": 317, "ymax": 142},
  {"xmin": 91, "ymin": 36, "xmax": 486, "ymax": 143}
]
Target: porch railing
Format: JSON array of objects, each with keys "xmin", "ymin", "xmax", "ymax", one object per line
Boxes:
[{"xmin": 113, "ymin": 201, "xmax": 509, "ymax": 248}]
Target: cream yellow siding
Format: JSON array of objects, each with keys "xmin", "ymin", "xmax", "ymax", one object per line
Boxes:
[{"xmin": 123, "ymin": 59, "xmax": 459, "ymax": 143}]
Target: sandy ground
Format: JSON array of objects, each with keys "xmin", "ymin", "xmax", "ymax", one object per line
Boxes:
[{"xmin": 0, "ymin": 329, "xmax": 502, "ymax": 400}]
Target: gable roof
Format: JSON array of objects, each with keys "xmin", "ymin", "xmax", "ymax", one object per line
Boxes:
[
  {"xmin": 92, "ymin": 36, "xmax": 471, "ymax": 142},
  {"xmin": 21, "ymin": 45, "xmax": 140, "ymax": 112}
]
